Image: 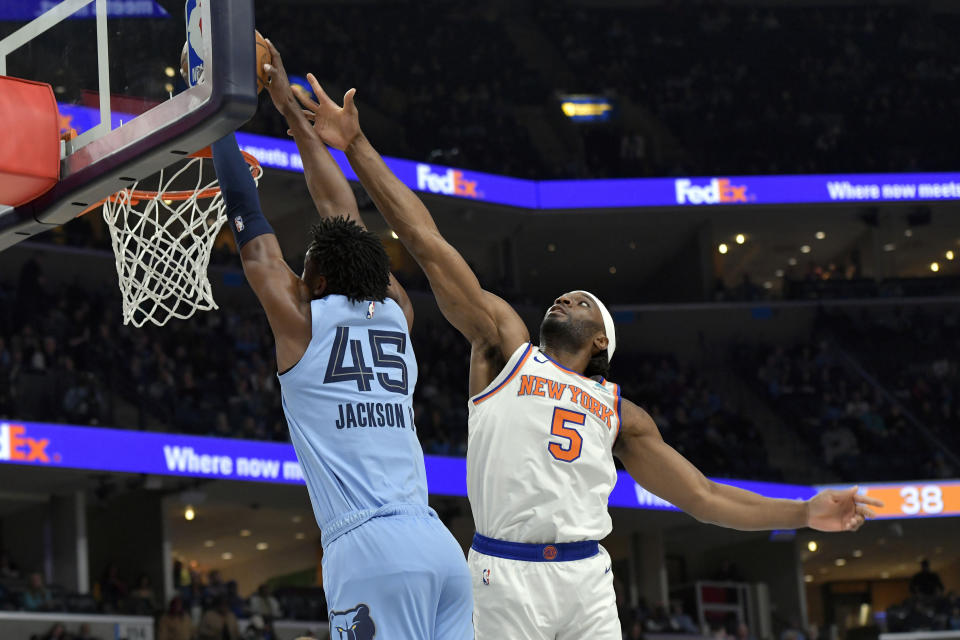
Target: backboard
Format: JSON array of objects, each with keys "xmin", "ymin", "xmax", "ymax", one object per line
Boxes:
[{"xmin": 0, "ymin": 0, "xmax": 258, "ymax": 251}]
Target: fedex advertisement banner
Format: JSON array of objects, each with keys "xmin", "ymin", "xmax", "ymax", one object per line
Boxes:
[
  {"xmin": 0, "ymin": 421, "xmax": 815, "ymax": 512},
  {"xmin": 56, "ymin": 103, "xmax": 960, "ymax": 210}
]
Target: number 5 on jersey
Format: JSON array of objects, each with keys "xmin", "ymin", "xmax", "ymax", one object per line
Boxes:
[{"xmin": 549, "ymin": 407, "xmax": 585, "ymax": 462}]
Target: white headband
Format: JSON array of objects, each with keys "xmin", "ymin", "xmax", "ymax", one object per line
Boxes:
[{"xmin": 573, "ymin": 290, "xmax": 616, "ymax": 362}]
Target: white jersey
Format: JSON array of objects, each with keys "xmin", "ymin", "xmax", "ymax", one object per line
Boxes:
[{"xmin": 467, "ymin": 343, "xmax": 622, "ymax": 543}]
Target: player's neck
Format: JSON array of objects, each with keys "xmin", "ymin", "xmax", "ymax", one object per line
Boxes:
[{"xmin": 539, "ymin": 343, "xmax": 591, "ymax": 375}]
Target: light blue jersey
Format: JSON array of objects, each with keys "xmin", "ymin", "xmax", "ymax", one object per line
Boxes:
[
  {"xmin": 278, "ymin": 295, "xmax": 473, "ymax": 639},
  {"xmin": 278, "ymin": 295, "xmax": 428, "ymax": 534}
]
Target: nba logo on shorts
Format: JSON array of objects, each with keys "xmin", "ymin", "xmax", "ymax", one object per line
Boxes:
[
  {"xmin": 366, "ymin": 301, "xmax": 376, "ymax": 319},
  {"xmin": 481, "ymin": 569, "xmax": 490, "ymax": 585},
  {"xmin": 234, "ymin": 216, "xmax": 244, "ymax": 232}
]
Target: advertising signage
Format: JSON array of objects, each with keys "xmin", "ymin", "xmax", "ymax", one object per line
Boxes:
[
  {"xmin": 55, "ymin": 103, "xmax": 960, "ymax": 211},
  {"xmin": 1, "ymin": 421, "xmax": 819, "ymax": 513}
]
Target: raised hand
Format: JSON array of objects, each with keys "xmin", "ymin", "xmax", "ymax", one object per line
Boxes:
[
  {"xmin": 293, "ymin": 74, "xmax": 362, "ymax": 151},
  {"xmin": 807, "ymin": 486, "xmax": 883, "ymax": 532},
  {"xmin": 261, "ymin": 38, "xmax": 297, "ymax": 115}
]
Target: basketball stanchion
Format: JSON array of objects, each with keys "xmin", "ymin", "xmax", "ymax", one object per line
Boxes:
[{"xmin": 95, "ymin": 148, "xmax": 262, "ymax": 327}]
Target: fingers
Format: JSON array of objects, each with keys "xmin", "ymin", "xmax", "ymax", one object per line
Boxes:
[
  {"xmin": 292, "ymin": 85, "xmax": 320, "ymax": 112},
  {"xmin": 343, "ymin": 87, "xmax": 358, "ymax": 113},
  {"xmin": 306, "ymin": 73, "xmax": 336, "ymax": 109},
  {"xmin": 854, "ymin": 493, "xmax": 885, "ymax": 508},
  {"xmin": 856, "ymin": 504, "xmax": 877, "ymax": 520},
  {"xmin": 264, "ymin": 38, "xmax": 283, "ymax": 69}
]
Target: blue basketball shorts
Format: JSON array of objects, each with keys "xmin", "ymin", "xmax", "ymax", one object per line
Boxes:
[{"xmin": 322, "ymin": 504, "xmax": 473, "ymax": 640}]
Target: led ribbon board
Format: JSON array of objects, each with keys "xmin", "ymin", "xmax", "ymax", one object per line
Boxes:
[
  {"xmin": 57, "ymin": 104, "xmax": 960, "ymax": 210},
  {"xmin": 1, "ymin": 421, "xmax": 820, "ymax": 512},
  {"xmin": 819, "ymin": 481, "xmax": 960, "ymax": 520}
]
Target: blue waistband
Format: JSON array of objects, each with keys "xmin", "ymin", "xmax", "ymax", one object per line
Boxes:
[
  {"xmin": 321, "ymin": 503, "xmax": 436, "ymax": 548},
  {"xmin": 471, "ymin": 533, "xmax": 600, "ymax": 562}
]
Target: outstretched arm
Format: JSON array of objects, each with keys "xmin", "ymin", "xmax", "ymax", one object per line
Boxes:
[
  {"xmin": 614, "ymin": 399, "xmax": 883, "ymax": 531},
  {"xmin": 260, "ymin": 42, "xmax": 412, "ymax": 330},
  {"xmin": 210, "ymin": 134, "xmax": 311, "ymax": 372},
  {"xmin": 294, "ymin": 76, "xmax": 529, "ymax": 393}
]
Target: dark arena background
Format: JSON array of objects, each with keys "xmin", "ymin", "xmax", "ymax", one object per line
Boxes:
[{"xmin": 1, "ymin": 0, "xmax": 960, "ymax": 639}]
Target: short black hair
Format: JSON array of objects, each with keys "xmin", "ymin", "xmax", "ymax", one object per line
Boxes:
[
  {"xmin": 585, "ymin": 349, "xmax": 610, "ymax": 380},
  {"xmin": 306, "ymin": 217, "xmax": 390, "ymax": 303}
]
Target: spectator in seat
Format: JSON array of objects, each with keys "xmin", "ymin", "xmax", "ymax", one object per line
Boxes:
[
  {"xmin": 96, "ymin": 564, "xmax": 127, "ymax": 613},
  {"xmin": 248, "ymin": 584, "xmax": 282, "ymax": 620},
  {"xmin": 670, "ymin": 601, "xmax": 700, "ymax": 634},
  {"xmin": 22, "ymin": 572, "xmax": 54, "ymax": 612},
  {"xmin": 198, "ymin": 596, "xmax": 240, "ymax": 640},
  {"xmin": 206, "ymin": 570, "xmax": 226, "ymax": 602},
  {"xmin": 225, "ymin": 580, "xmax": 245, "ymax": 618},
  {"xmin": 909, "ymin": 559, "xmax": 944, "ymax": 600},
  {"xmin": 157, "ymin": 596, "xmax": 193, "ymax": 640},
  {"xmin": 129, "ymin": 573, "xmax": 158, "ymax": 614}
]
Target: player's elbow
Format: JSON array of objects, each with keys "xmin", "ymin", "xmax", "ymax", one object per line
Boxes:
[{"xmin": 685, "ymin": 480, "xmax": 721, "ymax": 525}]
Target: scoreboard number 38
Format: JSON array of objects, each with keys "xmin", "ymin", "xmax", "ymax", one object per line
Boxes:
[{"xmin": 854, "ymin": 482, "xmax": 960, "ymax": 519}]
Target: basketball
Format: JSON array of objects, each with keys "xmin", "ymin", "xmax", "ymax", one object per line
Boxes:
[
  {"xmin": 255, "ymin": 30, "xmax": 272, "ymax": 93},
  {"xmin": 179, "ymin": 30, "xmax": 271, "ymax": 93}
]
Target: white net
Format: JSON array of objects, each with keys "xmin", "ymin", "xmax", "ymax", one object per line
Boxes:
[{"xmin": 102, "ymin": 154, "xmax": 259, "ymax": 327}]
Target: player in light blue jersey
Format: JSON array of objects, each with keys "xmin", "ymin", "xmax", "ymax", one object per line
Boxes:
[{"xmin": 205, "ymin": 40, "xmax": 472, "ymax": 640}]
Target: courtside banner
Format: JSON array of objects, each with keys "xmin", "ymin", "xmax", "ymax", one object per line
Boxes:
[
  {"xmin": 55, "ymin": 104, "xmax": 960, "ymax": 209},
  {"xmin": 2, "ymin": 421, "xmax": 821, "ymax": 512}
]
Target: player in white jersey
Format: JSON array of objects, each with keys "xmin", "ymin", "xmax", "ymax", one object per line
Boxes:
[{"xmin": 292, "ymin": 76, "xmax": 885, "ymax": 639}]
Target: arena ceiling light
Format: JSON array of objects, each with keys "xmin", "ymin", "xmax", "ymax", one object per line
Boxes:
[
  {"xmin": 558, "ymin": 95, "xmax": 615, "ymax": 122},
  {"xmin": 807, "ymin": 541, "xmax": 818, "ymax": 552},
  {"xmin": 718, "ymin": 243, "xmax": 729, "ymax": 254},
  {"xmin": 815, "ymin": 231, "xmax": 826, "ymax": 240},
  {"xmin": 735, "ymin": 234, "xmax": 746, "ymax": 244},
  {"xmin": 852, "ymin": 549, "xmax": 863, "ymax": 558},
  {"xmin": 931, "ymin": 262, "xmax": 940, "ymax": 272},
  {"xmin": 800, "ymin": 245, "xmax": 811, "ymax": 254},
  {"xmin": 184, "ymin": 505, "xmax": 195, "ymax": 521},
  {"xmin": 221, "ymin": 552, "xmax": 233, "ymax": 561},
  {"xmin": 835, "ymin": 558, "xmax": 847, "ymax": 567},
  {"xmin": 947, "ymin": 251, "xmax": 955, "ymax": 261}
]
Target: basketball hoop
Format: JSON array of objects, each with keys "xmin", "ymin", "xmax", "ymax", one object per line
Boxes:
[{"xmin": 99, "ymin": 148, "xmax": 262, "ymax": 327}]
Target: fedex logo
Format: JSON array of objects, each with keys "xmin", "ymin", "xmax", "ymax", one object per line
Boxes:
[
  {"xmin": 416, "ymin": 164, "xmax": 481, "ymax": 198},
  {"xmin": 0, "ymin": 423, "xmax": 51, "ymax": 463},
  {"xmin": 675, "ymin": 178, "xmax": 751, "ymax": 205}
]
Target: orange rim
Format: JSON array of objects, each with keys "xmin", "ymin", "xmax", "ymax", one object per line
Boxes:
[{"xmin": 83, "ymin": 147, "xmax": 262, "ymax": 212}]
